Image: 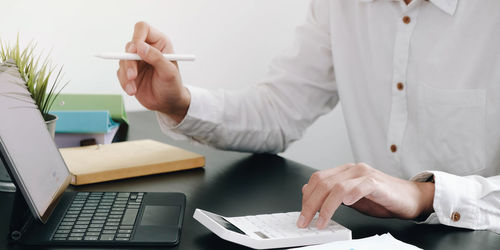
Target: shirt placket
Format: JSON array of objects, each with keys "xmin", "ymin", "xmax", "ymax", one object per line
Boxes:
[{"xmin": 386, "ymin": 2, "xmax": 421, "ymax": 161}]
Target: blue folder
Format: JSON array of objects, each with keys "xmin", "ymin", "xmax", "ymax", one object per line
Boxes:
[{"xmin": 50, "ymin": 110, "xmax": 119, "ymax": 134}]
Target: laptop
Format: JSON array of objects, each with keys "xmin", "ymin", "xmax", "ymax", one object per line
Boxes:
[{"xmin": 0, "ymin": 68, "xmax": 185, "ymax": 246}]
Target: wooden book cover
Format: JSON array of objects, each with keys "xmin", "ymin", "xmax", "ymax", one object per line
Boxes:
[{"xmin": 59, "ymin": 139, "xmax": 205, "ymax": 185}]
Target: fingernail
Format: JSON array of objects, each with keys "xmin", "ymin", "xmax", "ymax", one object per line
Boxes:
[
  {"xmin": 127, "ymin": 68, "xmax": 135, "ymax": 80},
  {"xmin": 297, "ymin": 215, "xmax": 307, "ymax": 228},
  {"xmin": 138, "ymin": 42, "xmax": 149, "ymax": 55},
  {"xmin": 125, "ymin": 83, "xmax": 135, "ymax": 95},
  {"xmin": 316, "ymin": 216, "xmax": 327, "ymax": 229}
]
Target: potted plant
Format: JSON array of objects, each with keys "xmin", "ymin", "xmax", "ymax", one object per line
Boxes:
[{"xmin": 0, "ymin": 37, "xmax": 68, "ymax": 192}]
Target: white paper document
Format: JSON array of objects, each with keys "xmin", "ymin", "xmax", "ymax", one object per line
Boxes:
[{"xmin": 289, "ymin": 233, "xmax": 421, "ymax": 250}]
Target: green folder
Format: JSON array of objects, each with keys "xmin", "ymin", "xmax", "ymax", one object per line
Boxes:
[{"xmin": 51, "ymin": 94, "xmax": 128, "ymax": 124}]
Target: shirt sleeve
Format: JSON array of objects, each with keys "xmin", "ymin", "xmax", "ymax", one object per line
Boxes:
[
  {"xmin": 157, "ymin": 0, "xmax": 339, "ymax": 153},
  {"xmin": 411, "ymin": 171, "xmax": 500, "ymax": 233}
]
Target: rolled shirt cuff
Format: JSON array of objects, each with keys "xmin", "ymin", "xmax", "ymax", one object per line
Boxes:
[
  {"xmin": 411, "ymin": 171, "xmax": 481, "ymax": 229},
  {"xmin": 156, "ymin": 85, "xmax": 224, "ymax": 144}
]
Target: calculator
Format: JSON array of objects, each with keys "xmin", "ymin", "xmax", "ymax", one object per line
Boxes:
[{"xmin": 193, "ymin": 209, "xmax": 351, "ymax": 249}]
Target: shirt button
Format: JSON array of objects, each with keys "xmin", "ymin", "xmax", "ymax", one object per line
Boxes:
[
  {"xmin": 403, "ymin": 16, "xmax": 411, "ymax": 24},
  {"xmin": 390, "ymin": 144, "xmax": 397, "ymax": 153},
  {"xmin": 397, "ymin": 82, "xmax": 404, "ymax": 91},
  {"xmin": 451, "ymin": 212, "xmax": 461, "ymax": 222}
]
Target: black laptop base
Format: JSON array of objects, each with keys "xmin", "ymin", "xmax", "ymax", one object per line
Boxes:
[{"xmin": 9, "ymin": 191, "xmax": 185, "ymax": 247}]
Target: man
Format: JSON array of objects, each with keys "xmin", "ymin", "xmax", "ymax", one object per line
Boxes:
[{"xmin": 117, "ymin": 0, "xmax": 500, "ymax": 233}]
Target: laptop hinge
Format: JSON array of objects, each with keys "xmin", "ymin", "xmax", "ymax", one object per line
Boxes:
[{"xmin": 8, "ymin": 188, "xmax": 35, "ymax": 243}]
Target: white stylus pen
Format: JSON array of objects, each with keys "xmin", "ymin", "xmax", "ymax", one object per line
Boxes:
[{"xmin": 95, "ymin": 52, "xmax": 196, "ymax": 61}]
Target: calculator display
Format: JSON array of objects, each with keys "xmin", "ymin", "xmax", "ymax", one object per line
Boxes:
[{"xmin": 204, "ymin": 211, "xmax": 247, "ymax": 235}]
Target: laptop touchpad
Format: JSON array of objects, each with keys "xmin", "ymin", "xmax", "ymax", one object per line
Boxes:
[{"xmin": 140, "ymin": 205, "xmax": 180, "ymax": 226}]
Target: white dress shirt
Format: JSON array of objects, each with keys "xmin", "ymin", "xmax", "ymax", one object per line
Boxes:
[{"xmin": 157, "ymin": 0, "xmax": 500, "ymax": 233}]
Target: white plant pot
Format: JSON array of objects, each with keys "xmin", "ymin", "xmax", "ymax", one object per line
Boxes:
[{"xmin": 0, "ymin": 114, "xmax": 58, "ymax": 192}]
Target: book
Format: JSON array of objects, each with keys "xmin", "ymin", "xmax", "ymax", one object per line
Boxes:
[
  {"xmin": 54, "ymin": 124, "xmax": 120, "ymax": 148},
  {"xmin": 51, "ymin": 110, "xmax": 119, "ymax": 133},
  {"xmin": 59, "ymin": 139, "xmax": 205, "ymax": 185},
  {"xmin": 51, "ymin": 94, "xmax": 128, "ymax": 124}
]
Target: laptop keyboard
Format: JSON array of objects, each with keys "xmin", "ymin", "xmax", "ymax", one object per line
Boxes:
[{"xmin": 51, "ymin": 192, "xmax": 144, "ymax": 242}]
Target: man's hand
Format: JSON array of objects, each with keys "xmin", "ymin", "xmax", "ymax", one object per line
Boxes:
[
  {"xmin": 297, "ymin": 163, "xmax": 435, "ymax": 229},
  {"xmin": 117, "ymin": 21, "xmax": 190, "ymax": 123}
]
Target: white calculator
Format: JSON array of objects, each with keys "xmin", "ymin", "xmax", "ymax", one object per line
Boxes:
[{"xmin": 193, "ymin": 209, "xmax": 351, "ymax": 249}]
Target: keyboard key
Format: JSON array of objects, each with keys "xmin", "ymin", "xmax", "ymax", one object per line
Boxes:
[
  {"xmin": 118, "ymin": 229, "xmax": 132, "ymax": 234},
  {"xmin": 99, "ymin": 234, "xmax": 115, "ymax": 241},
  {"xmin": 119, "ymin": 225, "xmax": 133, "ymax": 230},
  {"xmin": 74, "ymin": 225, "xmax": 89, "ymax": 229},
  {"xmin": 71, "ymin": 229, "xmax": 86, "ymax": 233},
  {"xmin": 117, "ymin": 233, "xmax": 131, "ymax": 238},
  {"xmin": 56, "ymin": 229, "xmax": 70, "ymax": 234},
  {"xmin": 84, "ymin": 236, "xmax": 99, "ymax": 241},
  {"xmin": 104, "ymin": 226, "xmax": 118, "ymax": 230},
  {"xmin": 70, "ymin": 233, "xmax": 85, "ymax": 237},
  {"xmin": 58, "ymin": 226, "xmax": 72, "ymax": 230},
  {"xmin": 53, "ymin": 233, "xmax": 68, "ymax": 238},
  {"xmin": 121, "ymin": 208, "xmax": 139, "ymax": 225},
  {"xmin": 87, "ymin": 228, "xmax": 102, "ymax": 232},
  {"xmin": 117, "ymin": 193, "xmax": 130, "ymax": 198},
  {"xmin": 115, "ymin": 237, "xmax": 130, "ymax": 241},
  {"xmin": 86, "ymin": 232, "xmax": 100, "ymax": 236},
  {"xmin": 103, "ymin": 229, "xmax": 117, "ymax": 234},
  {"xmin": 53, "ymin": 237, "xmax": 67, "ymax": 241},
  {"xmin": 68, "ymin": 236, "xmax": 83, "ymax": 241},
  {"xmin": 89, "ymin": 224, "xmax": 104, "ymax": 228}
]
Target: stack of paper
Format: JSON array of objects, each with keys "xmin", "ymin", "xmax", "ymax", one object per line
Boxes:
[
  {"xmin": 289, "ymin": 233, "xmax": 422, "ymax": 250},
  {"xmin": 50, "ymin": 94, "xmax": 128, "ymax": 148}
]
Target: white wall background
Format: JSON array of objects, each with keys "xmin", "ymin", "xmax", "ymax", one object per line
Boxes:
[{"xmin": 1, "ymin": 0, "xmax": 353, "ymax": 170}]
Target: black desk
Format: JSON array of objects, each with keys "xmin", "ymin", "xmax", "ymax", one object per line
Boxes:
[{"xmin": 1, "ymin": 111, "xmax": 499, "ymax": 250}]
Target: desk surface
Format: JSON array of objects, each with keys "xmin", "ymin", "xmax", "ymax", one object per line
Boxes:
[{"xmin": 1, "ymin": 111, "xmax": 499, "ymax": 250}]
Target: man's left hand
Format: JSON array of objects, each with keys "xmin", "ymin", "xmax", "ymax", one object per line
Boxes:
[{"xmin": 297, "ymin": 163, "xmax": 435, "ymax": 229}]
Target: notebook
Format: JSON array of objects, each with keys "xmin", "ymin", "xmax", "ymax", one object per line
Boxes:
[{"xmin": 59, "ymin": 139, "xmax": 205, "ymax": 185}]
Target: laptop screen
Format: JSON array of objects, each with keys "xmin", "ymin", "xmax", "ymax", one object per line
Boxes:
[{"xmin": 0, "ymin": 63, "xmax": 71, "ymax": 223}]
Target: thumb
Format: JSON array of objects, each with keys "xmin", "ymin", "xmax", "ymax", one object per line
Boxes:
[{"xmin": 136, "ymin": 42, "xmax": 172, "ymax": 74}]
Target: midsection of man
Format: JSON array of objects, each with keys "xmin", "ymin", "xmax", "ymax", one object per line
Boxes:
[{"xmin": 327, "ymin": 0, "xmax": 500, "ymax": 178}]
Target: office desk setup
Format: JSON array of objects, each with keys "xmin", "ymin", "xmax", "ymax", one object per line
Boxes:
[{"xmin": 0, "ymin": 111, "xmax": 499, "ymax": 250}]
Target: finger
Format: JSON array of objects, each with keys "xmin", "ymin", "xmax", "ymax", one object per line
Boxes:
[
  {"xmin": 298, "ymin": 178, "xmax": 333, "ymax": 228},
  {"xmin": 298, "ymin": 167, "xmax": 364, "ymax": 228},
  {"xmin": 124, "ymin": 41, "xmax": 138, "ymax": 81},
  {"xmin": 132, "ymin": 21, "xmax": 170, "ymax": 52},
  {"xmin": 302, "ymin": 164, "xmax": 358, "ymax": 204},
  {"xmin": 342, "ymin": 177, "xmax": 378, "ymax": 206},
  {"xmin": 317, "ymin": 177, "xmax": 374, "ymax": 229},
  {"xmin": 117, "ymin": 65, "xmax": 136, "ymax": 96},
  {"xmin": 302, "ymin": 184, "xmax": 308, "ymax": 194},
  {"xmin": 303, "ymin": 163, "xmax": 355, "ymax": 201},
  {"xmin": 136, "ymin": 42, "xmax": 178, "ymax": 80}
]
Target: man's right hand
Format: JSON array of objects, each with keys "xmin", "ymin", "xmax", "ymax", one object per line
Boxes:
[{"xmin": 117, "ymin": 21, "xmax": 190, "ymax": 123}]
